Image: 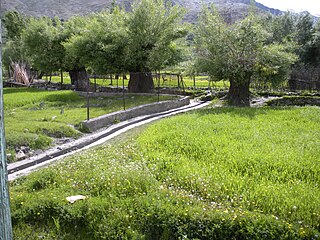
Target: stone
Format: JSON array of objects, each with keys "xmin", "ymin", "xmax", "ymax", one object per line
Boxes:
[
  {"xmin": 20, "ymin": 146, "xmax": 30, "ymax": 153},
  {"xmin": 16, "ymin": 150, "xmax": 26, "ymax": 160}
]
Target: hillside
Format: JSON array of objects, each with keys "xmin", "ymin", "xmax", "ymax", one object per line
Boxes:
[{"xmin": 1, "ymin": 0, "xmax": 282, "ymax": 22}]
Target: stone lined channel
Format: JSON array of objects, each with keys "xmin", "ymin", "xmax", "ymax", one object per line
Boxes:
[{"xmin": 8, "ymin": 100, "xmax": 211, "ymax": 181}]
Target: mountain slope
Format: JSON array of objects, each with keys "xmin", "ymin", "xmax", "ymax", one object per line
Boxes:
[{"xmin": 1, "ymin": 0, "xmax": 282, "ymax": 22}]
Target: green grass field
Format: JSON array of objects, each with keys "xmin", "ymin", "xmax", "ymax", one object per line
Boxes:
[
  {"xmin": 10, "ymin": 106, "xmax": 320, "ymax": 239},
  {"xmin": 49, "ymin": 74, "xmax": 229, "ymax": 90},
  {"xmin": 4, "ymin": 88, "xmax": 177, "ymax": 161}
]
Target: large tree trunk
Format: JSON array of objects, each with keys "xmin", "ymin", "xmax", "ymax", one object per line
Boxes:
[
  {"xmin": 128, "ymin": 72, "xmax": 154, "ymax": 93},
  {"xmin": 69, "ymin": 67, "xmax": 89, "ymax": 91},
  {"xmin": 227, "ymin": 79, "xmax": 250, "ymax": 107}
]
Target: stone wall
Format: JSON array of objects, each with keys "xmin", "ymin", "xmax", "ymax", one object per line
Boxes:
[
  {"xmin": 266, "ymin": 96, "xmax": 320, "ymax": 107},
  {"xmin": 81, "ymin": 97, "xmax": 190, "ymax": 132}
]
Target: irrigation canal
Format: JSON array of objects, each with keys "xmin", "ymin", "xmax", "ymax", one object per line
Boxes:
[{"xmin": 8, "ymin": 100, "xmax": 211, "ymax": 181}]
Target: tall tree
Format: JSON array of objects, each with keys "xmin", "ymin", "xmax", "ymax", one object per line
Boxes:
[
  {"xmin": 265, "ymin": 11, "xmax": 296, "ymax": 44},
  {"xmin": 308, "ymin": 20, "xmax": 320, "ymax": 66},
  {"xmin": 195, "ymin": 6, "xmax": 297, "ymax": 106},
  {"xmin": 2, "ymin": 11, "xmax": 28, "ymax": 40},
  {"xmin": 125, "ymin": 0, "xmax": 187, "ymax": 92},
  {"xmin": 64, "ymin": 10, "xmax": 128, "ymax": 76},
  {"xmin": 20, "ymin": 15, "xmax": 91, "ymax": 90},
  {"xmin": 294, "ymin": 12, "xmax": 315, "ymax": 65},
  {"xmin": 21, "ymin": 17, "xmax": 65, "ymax": 75},
  {"xmin": 64, "ymin": 0, "xmax": 187, "ymax": 93},
  {"xmin": 62, "ymin": 15, "xmax": 92, "ymax": 90},
  {"xmin": 2, "ymin": 11, "xmax": 29, "ymax": 79}
]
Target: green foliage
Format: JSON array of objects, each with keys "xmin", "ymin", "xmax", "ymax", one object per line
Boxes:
[
  {"xmin": 264, "ymin": 12, "xmax": 296, "ymax": 44},
  {"xmin": 300, "ymin": 17, "xmax": 320, "ymax": 66},
  {"xmin": 64, "ymin": 0, "xmax": 188, "ymax": 75},
  {"xmin": 195, "ymin": 6, "xmax": 297, "ymax": 86},
  {"xmin": 256, "ymin": 43, "xmax": 298, "ymax": 87},
  {"xmin": 3, "ymin": 2, "xmax": 320, "ymax": 83},
  {"xmin": 263, "ymin": 11, "xmax": 320, "ymax": 72},
  {"xmin": 266, "ymin": 96, "xmax": 320, "ymax": 107},
  {"xmin": 2, "ymin": 11, "xmax": 28, "ymax": 40},
  {"xmin": 21, "ymin": 17, "xmax": 66, "ymax": 73},
  {"xmin": 6, "ymin": 131, "xmax": 52, "ymax": 151},
  {"xmin": 2, "ymin": 39, "xmax": 28, "ymax": 68},
  {"xmin": 64, "ymin": 10, "xmax": 128, "ymax": 74},
  {"xmin": 266, "ymin": 11, "xmax": 320, "ymax": 67},
  {"xmin": 49, "ymin": 73, "xmax": 228, "ymax": 89},
  {"xmin": 294, "ymin": 12, "xmax": 316, "ymax": 65},
  {"xmin": 309, "ymin": 24, "xmax": 320, "ymax": 65},
  {"xmin": 126, "ymin": 0, "xmax": 188, "ymax": 72},
  {"xmin": 2, "ymin": 11, "xmax": 30, "ymax": 69},
  {"xmin": 59, "ymin": 15, "xmax": 92, "ymax": 72},
  {"xmin": 295, "ymin": 12, "xmax": 314, "ymax": 46},
  {"xmin": 195, "ymin": 6, "xmax": 297, "ymax": 105},
  {"xmin": 11, "ymin": 107, "xmax": 320, "ymax": 239}
]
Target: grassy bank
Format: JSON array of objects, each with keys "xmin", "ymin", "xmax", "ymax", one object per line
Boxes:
[
  {"xmin": 10, "ymin": 106, "xmax": 320, "ymax": 239},
  {"xmin": 4, "ymin": 88, "xmax": 176, "ymax": 161}
]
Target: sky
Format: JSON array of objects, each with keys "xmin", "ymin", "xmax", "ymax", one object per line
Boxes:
[{"xmin": 256, "ymin": 0, "xmax": 320, "ymax": 16}]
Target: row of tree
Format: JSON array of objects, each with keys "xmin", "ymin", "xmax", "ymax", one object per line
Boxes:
[
  {"xmin": 3, "ymin": 0, "xmax": 187, "ymax": 93},
  {"xmin": 3, "ymin": 0, "xmax": 320, "ymax": 106}
]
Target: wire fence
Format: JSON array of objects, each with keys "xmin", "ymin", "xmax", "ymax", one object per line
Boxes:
[{"xmin": 5, "ymin": 67, "xmax": 319, "ymax": 92}]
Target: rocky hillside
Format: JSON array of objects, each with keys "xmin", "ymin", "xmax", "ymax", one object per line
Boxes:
[{"xmin": 1, "ymin": 0, "xmax": 282, "ymax": 22}]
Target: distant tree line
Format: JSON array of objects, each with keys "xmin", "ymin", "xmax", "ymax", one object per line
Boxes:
[{"xmin": 2, "ymin": 0, "xmax": 320, "ymax": 106}]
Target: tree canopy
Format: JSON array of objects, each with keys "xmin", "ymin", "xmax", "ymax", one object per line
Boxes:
[
  {"xmin": 125, "ymin": 0, "xmax": 187, "ymax": 73},
  {"xmin": 22, "ymin": 17, "xmax": 66, "ymax": 74},
  {"xmin": 3, "ymin": 11, "xmax": 28, "ymax": 40},
  {"xmin": 63, "ymin": 0, "xmax": 188, "ymax": 92},
  {"xmin": 3, "ymin": 1, "xmax": 319, "ymax": 100},
  {"xmin": 2, "ymin": 11, "xmax": 29, "ymax": 70},
  {"xmin": 195, "ymin": 6, "xmax": 297, "ymax": 106},
  {"xmin": 64, "ymin": 10, "xmax": 127, "ymax": 75}
]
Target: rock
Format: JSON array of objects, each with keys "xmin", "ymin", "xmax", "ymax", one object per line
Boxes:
[
  {"xmin": 201, "ymin": 94, "xmax": 214, "ymax": 101},
  {"xmin": 34, "ymin": 150, "xmax": 44, "ymax": 155},
  {"xmin": 66, "ymin": 195, "xmax": 87, "ymax": 204},
  {"xmin": 15, "ymin": 150, "xmax": 26, "ymax": 160},
  {"xmin": 20, "ymin": 146, "xmax": 31, "ymax": 154}
]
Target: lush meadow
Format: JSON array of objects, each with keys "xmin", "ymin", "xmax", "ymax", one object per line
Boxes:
[
  {"xmin": 10, "ymin": 106, "xmax": 320, "ymax": 239},
  {"xmin": 4, "ymin": 88, "xmax": 176, "ymax": 161}
]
